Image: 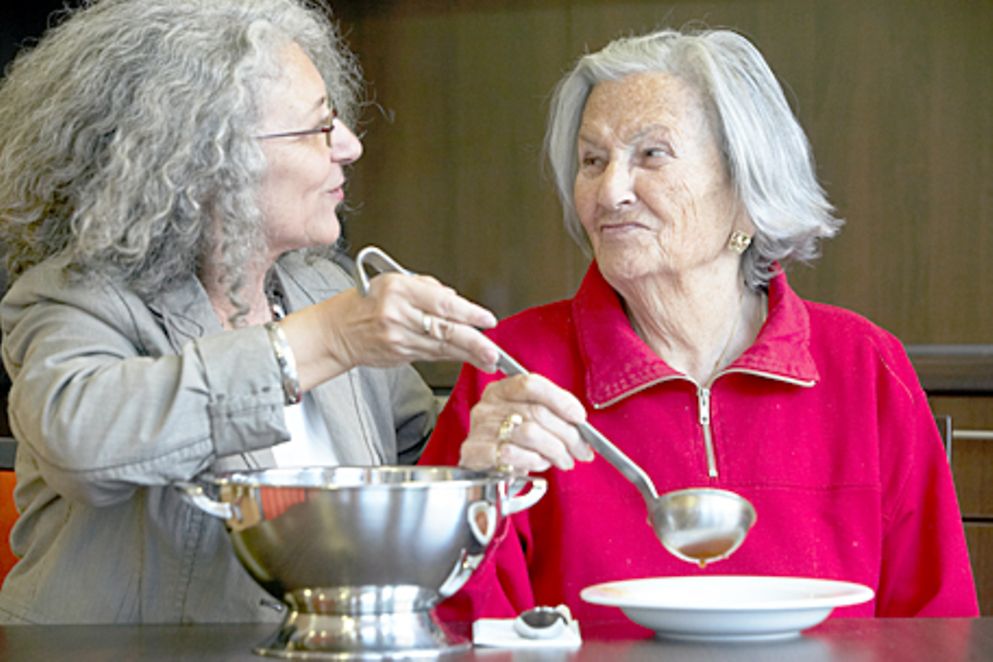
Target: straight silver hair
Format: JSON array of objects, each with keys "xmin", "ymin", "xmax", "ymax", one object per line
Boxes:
[
  {"xmin": 0, "ymin": 0, "xmax": 362, "ymax": 313},
  {"xmin": 545, "ymin": 28, "xmax": 842, "ymax": 290}
]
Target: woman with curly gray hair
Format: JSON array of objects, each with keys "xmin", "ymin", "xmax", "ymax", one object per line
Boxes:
[
  {"xmin": 0, "ymin": 0, "xmax": 499, "ymax": 623},
  {"xmin": 422, "ymin": 28, "xmax": 977, "ymax": 628}
]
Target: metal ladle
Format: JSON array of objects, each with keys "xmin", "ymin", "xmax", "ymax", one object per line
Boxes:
[{"xmin": 355, "ymin": 246, "xmax": 757, "ymax": 567}]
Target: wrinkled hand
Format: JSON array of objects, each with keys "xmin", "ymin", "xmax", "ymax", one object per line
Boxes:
[
  {"xmin": 460, "ymin": 374, "xmax": 595, "ymax": 473},
  {"xmin": 326, "ymin": 271, "xmax": 502, "ymax": 370},
  {"xmin": 281, "ymin": 272, "xmax": 500, "ymax": 391}
]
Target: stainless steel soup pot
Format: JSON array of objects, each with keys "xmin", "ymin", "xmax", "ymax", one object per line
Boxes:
[{"xmin": 178, "ymin": 465, "xmax": 545, "ymax": 658}]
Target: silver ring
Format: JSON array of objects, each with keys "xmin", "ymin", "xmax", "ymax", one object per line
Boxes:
[{"xmin": 420, "ymin": 312, "xmax": 433, "ymax": 336}]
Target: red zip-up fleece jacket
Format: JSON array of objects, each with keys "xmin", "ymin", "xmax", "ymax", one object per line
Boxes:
[{"xmin": 420, "ymin": 263, "xmax": 978, "ymax": 638}]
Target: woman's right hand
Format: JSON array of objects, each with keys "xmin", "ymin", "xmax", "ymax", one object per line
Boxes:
[
  {"xmin": 459, "ymin": 373, "xmax": 596, "ymax": 473},
  {"xmin": 279, "ymin": 272, "xmax": 500, "ymax": 391}
]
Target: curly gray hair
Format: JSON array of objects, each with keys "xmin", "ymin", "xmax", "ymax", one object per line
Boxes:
[
  {"xmin": 545, "ymin": 28, "xmax": 842, "ymax": 290},
  {"xmin": 0, "ymin": 0, "xmax": 362, "ymax": 309}
]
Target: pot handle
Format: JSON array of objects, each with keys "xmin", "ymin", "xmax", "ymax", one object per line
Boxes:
[
  {"xmin": 502, "ymin": 476, "xmax": 547, "ymax": 516},
  {"xmin": 175, "ymin": 481, "xmax": 236, "ymax": 520}
]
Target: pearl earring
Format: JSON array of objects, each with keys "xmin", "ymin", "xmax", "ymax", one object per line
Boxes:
[{"xmin": 728, "ymin": 230, "xmax": 752, "ymax": 254}]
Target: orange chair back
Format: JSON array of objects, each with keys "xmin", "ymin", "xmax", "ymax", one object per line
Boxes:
[{"xmin": 0, "ymin": 472, "xmax": 18, "ymax": 581}]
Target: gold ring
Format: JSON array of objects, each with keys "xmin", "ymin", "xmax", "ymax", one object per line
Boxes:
[
  {"xmin": 497, "ymin": 413, "xmax": 523, "ymax": 442},
  {"xmin": 421, "ymin": 312, "xmax": 433, "ymax": 335},
  {"xmin": 495, "ymin": 441, "xmax": 514, "ymax": 474},
  {"xmin": 494, "ymin": 413, "xmax": 523, "ymax": 473}
]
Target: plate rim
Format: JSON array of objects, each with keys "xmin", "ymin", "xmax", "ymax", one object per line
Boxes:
[{"xmin": 580, "ymin": 574, "xmax": 875, "ymax": 612}]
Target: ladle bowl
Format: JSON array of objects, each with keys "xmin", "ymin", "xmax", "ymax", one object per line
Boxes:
[{"xmin": 651, "ymin": 488, "xmax": 757, "ymax": 566}]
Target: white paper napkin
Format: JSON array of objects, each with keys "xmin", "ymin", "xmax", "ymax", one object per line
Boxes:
[{"xmin": 472, "ymin": 617, "xmax": 582, "ymax": 649}]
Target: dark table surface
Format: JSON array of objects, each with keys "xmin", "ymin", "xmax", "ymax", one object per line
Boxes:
[{"xmin": 0, "ymin": 617, "xmax": 989, "ymax": 661}]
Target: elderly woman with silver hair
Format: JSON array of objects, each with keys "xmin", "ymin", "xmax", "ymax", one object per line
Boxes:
[
  {"xmin": 422, "ymin": 28, "xmax": 978, "ymax": 632},
  {"xmin": 0, "ymin": 0, "xmax": 501, "ymax": 624}
]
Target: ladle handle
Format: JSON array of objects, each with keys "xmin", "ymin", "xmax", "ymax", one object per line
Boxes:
[
  {"xmin": 494, "ymin": 343, "xmax": 661, "ymax": 506},
  {"xmin": 495, "ymin": 350, "xmax": 661, "ymax": 504},
  {"xmin": 575, "ymin": 422, "xmax": 659, "ymax": 502},
  {"xmin": 353, "ymin": 246, "xmax": 529, "ymax": 379},
  {"xmin": 355, "ymin": 245, "xmax": 413, "ymax": 295},
  {"xmin": 352, "ymin": 246, "xmax": 660, "ymax": 503}
]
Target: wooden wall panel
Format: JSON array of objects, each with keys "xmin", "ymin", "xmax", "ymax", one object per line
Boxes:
[
  {"xmin": 965, "ymin": 524, "xmax": 993, "ymax": 617},
  {"xmin": 340, "ymin": 1, "xmax": 587, "ymax": 319},
  {"xmin": 789, "ymin": 1, "xmax": 993, "ymax": 344},
  {"xmin": 334, "ymin": 0, "xmax": 992, "ymax": 389}
]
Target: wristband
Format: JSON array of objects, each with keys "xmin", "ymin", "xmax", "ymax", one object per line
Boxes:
[{"xmin": 264, "ymin": 321, "xmax": 302, "ymax": 405}]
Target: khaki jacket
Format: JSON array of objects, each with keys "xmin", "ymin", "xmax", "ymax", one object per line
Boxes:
[{"xmin": 0, "ymin": 251, "xmax": 436, "ymax": 623}]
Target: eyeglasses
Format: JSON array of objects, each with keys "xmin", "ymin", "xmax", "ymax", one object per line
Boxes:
[{"xmin": 257, "ymin": 108, "xmax": 338, "ymax": 148}]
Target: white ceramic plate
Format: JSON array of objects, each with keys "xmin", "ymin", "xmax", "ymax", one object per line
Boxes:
[{"xmin": 580, "ymin": 576, "xmax": 874, "ymax": 642}]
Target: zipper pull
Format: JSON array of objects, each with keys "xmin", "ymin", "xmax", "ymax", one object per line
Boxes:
[
  {"xmin": 697, "ymin": 387, "xmax": 711, "ymax": 426},
  {"xmin": 697, "ymin": 386, "xmax": 718, "ymax": 478}
]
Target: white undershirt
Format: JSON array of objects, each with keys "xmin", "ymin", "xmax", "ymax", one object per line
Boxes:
[{"xmin": 271, "ymin": 392, "xmax": 338, "ymax": 467}]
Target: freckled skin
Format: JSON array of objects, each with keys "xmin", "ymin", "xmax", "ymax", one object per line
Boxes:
[{"xmin": 573, "ymin": 72, "xmax": 751, "ymax": 291}]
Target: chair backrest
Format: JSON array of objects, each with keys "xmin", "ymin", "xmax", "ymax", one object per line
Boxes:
[
  {"xmin": 0, "ymin": 437, "xmax": 16, "ymax": 582},
  {"xmin": 0, "ymin": 470, "xmax": 16, "ymax": 582}
]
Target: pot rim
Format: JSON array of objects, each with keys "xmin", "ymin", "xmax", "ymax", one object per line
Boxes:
[{"xmin": 199, "ymin": 465, "xmax": 516, "ymax": 491}]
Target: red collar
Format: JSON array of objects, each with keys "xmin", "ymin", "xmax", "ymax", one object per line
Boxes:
[{"xmin": 572, "ymin": 263, "xmax": 820, "ymax": 407}]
